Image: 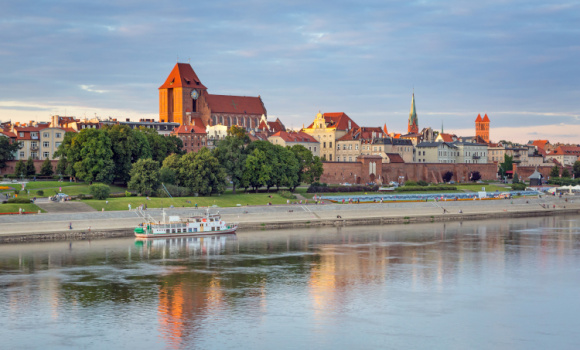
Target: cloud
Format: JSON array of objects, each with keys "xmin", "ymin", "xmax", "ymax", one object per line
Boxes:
[{"xmin": 80, "ymin": 85, "xmax": 109, "ymax": 94}]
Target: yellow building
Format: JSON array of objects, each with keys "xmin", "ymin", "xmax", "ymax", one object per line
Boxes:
[{"xmin": 301, "ymin": 112, "xmax": 359, "ymax": 161}]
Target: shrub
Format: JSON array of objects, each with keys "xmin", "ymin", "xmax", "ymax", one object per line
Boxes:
[
  {"xmin": 89, "ymin": 184, "xmax": 111, "ymax": 200},
  {"xmin": 36, "ymin": 190, "xmax": 44, "ymax": 196},
  {"xmin": 442, "ymin": 171, "xmax": 454, "ymax": 183},
  {"xmin": 125, "ymin": 190, "xmax": 132, "ymax": 197},
  {"xmin": 511, "ymin": 183, "xmax": 526, "ymax": 191},
  {"xmin": 279, "ymin": 190, "xmax": 296, "ymax": 200},
  {"xmin": 311, "ymin": 182, "xmax": 328, "ymax": 187},
  {"xmin": 404, "ymin": 181, "xmax": 417, "ymax": 187},
  {"xmin": 416, "ymin": 180, "xmax": 429, "ymax": 186},
  {"xmin": 512, "ymin": 173, "xmax": 520, "ymax": 184},
  {"xmin": 6, "ymin": 198, "xmax": 32, "ymax": 204}
]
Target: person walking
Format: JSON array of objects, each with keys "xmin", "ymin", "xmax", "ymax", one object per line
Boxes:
[{"xmin": 128, "ymin": 204, "xmax": 131, "ymax": 210}]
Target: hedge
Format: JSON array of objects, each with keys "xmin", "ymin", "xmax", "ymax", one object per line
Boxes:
[
  {"xmin": 396, "ymin": 186, "xmax": 457, "ymax": 192},
  {"xmin": 307, "ymin": 185, "xmax": 379, "ymax": 193},
  {"xmin": 4, "ymin": 198, "xmax": 32, "ymax": 204}
]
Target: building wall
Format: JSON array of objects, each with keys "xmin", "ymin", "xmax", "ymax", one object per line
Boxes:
[
  {"xmin": 1, "ymin": 160, "xmax": 58, "ymax": 175},
  {"xmin": 336, "ymin": 140, "xmax": 360, "ymax": 162},
  {"xmin": 40, "ymin": 128, "xmax": 65, "ymax": 160}
]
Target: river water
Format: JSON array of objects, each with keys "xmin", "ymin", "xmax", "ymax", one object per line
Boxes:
[{"xmin": 1, "ymin": 215, "xmax": 579, "ymax": 349}]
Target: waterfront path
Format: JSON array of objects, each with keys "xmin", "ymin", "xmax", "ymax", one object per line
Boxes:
[{"xmin": 1, "ymin": 196, "xmax": 578, "ymax": 238}]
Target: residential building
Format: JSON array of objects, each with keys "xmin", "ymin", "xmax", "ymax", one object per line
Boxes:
[
  {"xmin": 416, "ymin": 142, "xmax": 459, "ymax": 163},
  {"xmin": 14, "ymin": 125, "xmax": 49, "ymax": 160},
  {"xmin": 453, "ymin": 142, "xmax": 488, "ymax": 164},
  {"xmin": 206, "ymin": 124, "xmax": 228, "ymax": 149},
  {"xmin": 39, "ymin": 127, "xmax": 73, "ymax": 160},
  {"xmin": 171, "ymin": 119, "xmax": 207, "ymax": 153},
  {"xmin": 268, "ymin": 131, "xmax": 319, "ymax": 157},
  {"xmin": 336, "ymin": 127, "xmax": 385, "ymax": 162},
  {"xmin": 257, "ymin": 115, "xmax": 286, "ymax": 136},
  {"xmin": 301, "ymin": 111, "xmax": 359, "ymax": 161},
  {"xmin": 362, "ymin": 138, "xmax": 414, "ymax": 163},
  {"xmin": 101, "ymin": 118, "xmax": 179, "ymax": 136}
]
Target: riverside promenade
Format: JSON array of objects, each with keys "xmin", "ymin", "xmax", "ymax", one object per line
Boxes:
[{"xmin": 1, "ymin": 195, "xmax": 579, "ymax": 242}]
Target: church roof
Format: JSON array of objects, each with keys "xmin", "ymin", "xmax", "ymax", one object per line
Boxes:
[
  {"xmin": 482, "ymin": 114, "xmax": 490, "ymax": 122},
  {"xmin": 475, "ymin": 114, "xmax": 482, "ymax": 122},
  {"xmin": 206, "ymin": 94, "xmax": 266, "ymax": 115},
  {"xmin": 159, "ymin": 63, "xmax": 207, "ymax": 90}
]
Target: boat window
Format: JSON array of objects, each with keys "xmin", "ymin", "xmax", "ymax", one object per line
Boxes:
[{"xmin": 166, "ymin": 229, "xmax": 170, "ymax": 233}]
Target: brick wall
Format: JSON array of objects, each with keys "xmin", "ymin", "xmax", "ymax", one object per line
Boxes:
[{"xmin": 1, "ymin": 160, "xmax": 58, "ymax": 175}]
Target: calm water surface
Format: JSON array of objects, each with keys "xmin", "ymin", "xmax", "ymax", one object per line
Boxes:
[{"xmin": 1, "ymin": 216, "xmax": 580, "ymax": 349}]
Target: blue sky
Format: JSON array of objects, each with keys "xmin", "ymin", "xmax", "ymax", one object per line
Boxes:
[{"xmin": 0, "ymin": 0, "xmax": 579, "ymax": 143}]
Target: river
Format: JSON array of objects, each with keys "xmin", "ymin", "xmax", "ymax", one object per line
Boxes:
[{"xmin": 1, "ymin": 215, "xmax": 579, "ymax": 349}]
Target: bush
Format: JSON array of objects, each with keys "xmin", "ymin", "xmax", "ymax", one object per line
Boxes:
[
  {"xmin": 36, "ymin": 190, "xmax": 44, "ymax": 196},
  {"xmin": 512, "ymin": 173, "xmax": 519, "ymax": 184},
  {"xmin": 311, "ymin": 182, "xmax": 328, "ymax": 187},
  {"xmin": 279, "ymin": 190, "xmax": 296, "ymax": 200},
  {"xmin": 511, "ymin": 183, "xmax": 527, "ymax": 191},
  {"xmin": 125, "ymin": 190, "xmax": 132, "ymax": 197},
  {"xmin": 6, "ymin": 198, "xmax": 32, "ymax": 204},
  {"xmin": 416, "ymin": 180, "xmax": 429, "ymax": 186},
  {"xmin": 404, "ymin": 181, "xmax": 417, "ymax": 187},
  {"xmin": 89, "ymin": 184, "xmax": 111, "ymax": 200},
  {"xmin": 442, "ymin": 171, "xmax": 454, "ymax": 183}
]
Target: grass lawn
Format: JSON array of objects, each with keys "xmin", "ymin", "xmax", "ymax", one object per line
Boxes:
[
  {"xmin": 83, "ymin": 192, "xmax": 294, "ymax": 211},
  {"xmin": 0, "ymin": 203, "xmax": 44, "ymax": 214},
  {"xmin": 1, "ymin": 182, "xmax": 127, "ymax": 198},
  {"xmin": 452, "ymin": 184, "xmax": 508, "ymax": 192}
]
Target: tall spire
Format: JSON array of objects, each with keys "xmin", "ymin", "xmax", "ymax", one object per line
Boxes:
[
  {"xmin": 441, "ymin": 120, "xmax": 444, "ymax": 134},
  {"xmin": 408, "ymin": 91, "xmax": 418, "ymax": 134}
]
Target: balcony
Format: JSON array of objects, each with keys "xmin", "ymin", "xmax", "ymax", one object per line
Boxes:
[{"xmin": 472, "ymin": 155, "xmax": 481, "ymax": 160}]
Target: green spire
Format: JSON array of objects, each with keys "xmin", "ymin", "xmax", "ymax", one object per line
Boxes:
[
  {"xmin": 408, "ymin": 92, "xmax": 417, "ymax": 125},
  {"xmin": 441, "ymin": 121, "xmax": 444, "ymax": 133}
]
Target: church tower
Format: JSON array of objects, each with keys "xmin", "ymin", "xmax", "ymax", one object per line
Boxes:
[
  {"xmin": 475, "ymin": 113, "xmax": 490, "ymax": 142},
  {"xmin": 159, "ymin": 63, "xmax": 208, "ymax": 126},
  {"xmin": 408, "ymin": 92, "xmax": 418, "ymax": 134}
]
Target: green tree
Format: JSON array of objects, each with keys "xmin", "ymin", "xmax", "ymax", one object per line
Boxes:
[
  {"xmin": 243, "ymin": 149, "xmax": 272, "ymax": 192},
  {"xmin": 275, "ymin": 145, "xmax": 300, "ymax": 190},
  {"xmin": 89, "ymin": 184, "xmax": 111, "ymax": 200},
  {"xmin": 289, "ymin": 145, "xmax": 323, "ymax": 187},
  {"xmin": 140, "ymin": 128, "xmax": 184, "ymax": 163},
  {"xmin": 0, "ymin": 137, "xmax": 20, "ymax": 170},
  {"xmin": 25, "ymin": 157, "xmax": 36, "ymax": 176},
  {"xmin": 573, "ymin": 161, "xmax": 580, "ymax": 178},
  {"xmin": 550, "ymin": 165, "xmax": 560, "ymax": 178},
  {"xmin": 128, "ymin": 158, "xmax": 161, "ymax": 196},
  {"xmin": 162, "ymin": 153, "xmax": 181, "ymax": 170},
  {"xmin": 40, "ymin": 157, "xmax": 54, "ymax": 176},
  {"xmin": 103, "ymin": 125, "xmax": 152, "ymax": 184},
  {"xmin": 214, "ymin": 134, "xmax": 249, "ymax": 194},
  {"xmin": 512, "ymin": 172, "xmax": 519, "ymax": 184},
  {"xmin": 54, "ymin": 131, "xmax": 78, "ymax": 177},
  {"xmin": 14, "ymin": 160, "xmax": 26, "ymax": 176},
  {"xmin": 56, "ymin": 157, "xmax": 67, "ymax": 176},
  {"xmin": 71, "ymin": 129, "xmax": 115, "ymax": 183},
  {"xmin": 498, "ymin": 154, "xmax": 513, "ymax": 179},
  {"xmin": 178, "ymin": 148, "xmax": 226, "ymax": 196},
  {"xmin": 561, "ymin": 168, "xmax": 571, "ymax": 178},
  {"xmin": 227, "ymin": 125, "xmax": 251, "ymax": 142},
  {"xmin": 159, "ymin": 167, "xmax": 177, "ymax": 185}
]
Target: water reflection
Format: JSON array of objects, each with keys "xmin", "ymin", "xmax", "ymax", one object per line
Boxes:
[{"xmin": 0, "ymin": 215, "xmax": 579, "ymax": 349}]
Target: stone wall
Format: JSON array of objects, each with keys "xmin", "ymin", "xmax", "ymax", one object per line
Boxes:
[
  {"xmin": 1, "ymin": 160, "xmax": 58, "ymax": 176},
  {"xmin": 513, "ymin": 164, "xmax": 560, "ymax": 181}
]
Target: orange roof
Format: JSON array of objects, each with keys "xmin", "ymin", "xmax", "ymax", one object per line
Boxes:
[
  {"xmin": 62, "ymin": 127, "xmax": 77, "ymax": 133},
  {"xmin": 556, "ymin": 145, "xmax": 580, "ymax": 155},
  {"xmin": 482, "ymin": 114, "xmax": 490, "ymax": 122},
  {"xmin": 159, "ymin": 63, "xmax": 207, "ymax": 90},
  {"xmin": 475, "ymin": 114, "xmax": 482, "ymax": 122},
  {"xmin": 0, "ymin": 130, "xmax": 17, "ymax": 138},
  {"xmin": 270, "ymin": 131, "xmax": 317, "ymax": 143},
  {"xmin": 531, "ymin": 140, "xmax": 549, "ymax": 149},
  {"xmin": 172, "ymin": 124, "xmax": 206, "ymax": 134},
  {"xmin": 386, "ymin": 153, "xmax": 405, "ymax": 163},
  {"xmin": 439, "ymin": 133, "xmax": 455, "ymax": 142},
  {"xmin": 306, "ymin": 112, "xmax": 359, "ymax": 131},
  {"xmin": 206, "ymin": 94, "xmax": 266, "ymax": 115}
]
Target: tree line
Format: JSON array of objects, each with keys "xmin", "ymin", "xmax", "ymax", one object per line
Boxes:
[{"xmin": 128, "ymin": 126, "xmax": 323, "ymax": 196}]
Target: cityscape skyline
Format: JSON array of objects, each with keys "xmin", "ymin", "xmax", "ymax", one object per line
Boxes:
[{"xmin": 1, "ymin": 1, "xmax": 579, "ymax": 144}]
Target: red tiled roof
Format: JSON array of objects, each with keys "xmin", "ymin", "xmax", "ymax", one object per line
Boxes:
[
  {"xmin": 0, "ymin": 130, "xmax": 17, "ymax": 138},
  {"xmin": 267, "ymin": 121, "xmax": 284, "ymax": 133},
  {"xmin": 249, "ymin": 132, "xmax": 269, "ymax": 141},
  {"xmin": 159, "ymin": 63, "xmax": 207, "ymax": 90},
  {"xmin": 62, "ymin": 128, "xmax": 77, "ymax": 133},
  {"xmin": 475, "ymin": 114, "xmax": 482, "ymax": 122},
  {"xmin": 172, "ymin": 124, "xmax": 206, "ymax": 134},
  {"xmin": 206, "ymin": 94, "xmax": 266, "ymax": 115},
  {"xmin": 482, "ymin": 114, "xmax": 490, "ymax": 122},
  {"xmin": 305, "ymin": 112, "xmax": 359, "ymax": 131},
  {"xmin": 14, "ymin": 125, "xmax": 49, "ymax": 132},
  {"xmin": 439, "ymin": 133, "xmax": 455, "ymax": 142},
  {"xmin": 270, "ymin": 131, "xmax": 317, "ymax": 143},
  {"xmin": 386, "ymin": 153, "xmax": 405, "ymax": 163},
  {"xmin": 531, "ymin": 140, "xmax": 549, "ymax": 149},
  {"xmin": 337, "ymin": 126, "xmax": 384, "ymax": 141},
  {"xmin": 557, "ymin": 145, "xmax": 580, "ymax": 155}
]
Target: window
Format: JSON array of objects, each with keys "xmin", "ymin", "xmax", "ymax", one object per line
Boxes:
[
  {"xmin": 323, "ymin": 142, "xmax": 326, "ymax": 148},
  {"xmin": 55, "ymin": 142, "xmax": 61, "ymax": 148},
  {"xmin": 20, "ymin": 151, "xmax": 24, "ymax": 158},
  {"xmin": 337, "ymin": 156, "xmax": 340, "ymax": 162},
  {"xmin": 329, "ymin": 142, "xmax": 332, "ymax": 148},
  {"xmin": 314, "ymin": 147, "xmax": 317, "ymax": 152},
  {"xmin": 329, "ymin": 154, "xmax": 332, "ymax": 161},
  {"xmin": 19, "ymin": 132, "xmax": 24, "ymax": 137},
  {"xmin": 342, "ymin": 145, "xmax": 346, "ymax": 150},
  {"xmin": 31, "ymin": 142, "xmax": 38, "ymax": 148},
  {"xmin": 43, "ymin": 133, "xmax": 49, "ymax": 138},
  {"xmin": 43, "ymin": 141, "xmax": 49, "ymax": 148},
  {"xmin": 43, "ymin": 152, "xmax": 49, "ymax": 159},
  {"xmin": 355, "ymin": 144, "xmax": 359, "ymax": 150},
  {"xmin": 309, "ymin": 146, "xmax": 312, "ymax": 151},
  {"xmin": 349, "ymin": 157, "xmax": 352, "ymax": 162}
]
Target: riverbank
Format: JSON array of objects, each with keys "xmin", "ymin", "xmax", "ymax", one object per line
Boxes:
[{"xmin": 0, "ymin": 196, "xmax": 578, "ymax": 243}]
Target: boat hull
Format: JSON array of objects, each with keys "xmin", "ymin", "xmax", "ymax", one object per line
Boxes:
[{"xmin": 134, "ymin": 226, "xmax": 237, "ymax": 239}]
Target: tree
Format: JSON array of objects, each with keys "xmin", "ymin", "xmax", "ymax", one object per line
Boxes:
[
  {"xmin": 276, "ymin": 145, "xmax": 300, "ymax": 190},
  {"xmin": 573, "ymin": 160, "xmax": 580, "ymax": 178},
  {"xmin": 40, "ymin": 157, "xmax": 54, "ymax": 176},
  {"xmin": 442, "ymin": 171, "xmax": 454, "ymax": 183},
  {"xmin": 161, "ymin": 153, "xmax": 181, "ymax": 170},
  {"xmin": 243, "ymin": 149, "xmax": 272, "ymax": 192},
  {"xmin": 89, "ymin": 184, "xmax": 111, "ymax": 200},
  {"xmin": 512, "ymin": 173, "xmax": 519, "ymax": 184},
  {"xmin": 56, "ymin": 157, "xmax": 67, "ymax": 176},
  {"xmin": 71, "ymin": 129, "xmax": 115, "ymax": 183},
  {"xmin": 159, "ymin": 167, "xmax": 177, "ymax": 185},
  {"xmin": 550, "ymin": 165, "xmax": 560, "ymax": 178},
  {"xmin": 470, "ymin": 171, "xmax": 481, "ymax": 182},
  {"xmin": 498, "ymin": 154, "xmax": 513, "ymax": 179},
  {"xmin": 289, "ymin": 145, "xmax": 323, "ymax": 187},
  {"xmin": 25, "ymin": 157, "xmax": 36, "ymax": 176},
  {"xmin": 0, "ymin": 137, "xmax": 20, "ymax": 170},
  {"xmin": 178, "ymin": 148, "xmax": 226, "ymax": 196},
  {"xmin": 104, "ymin": 125, "xmax": 151, "ymax": 184},
  {"xmin": 14, "ymin": 160, "xmax": 25, "ymax": 176},
  {"xmin": 54, "ymin": 131, "xmax": 77, "ymax": 177},
  {"xmin": 214, "ymin": 134, "xmax": 249, "ymax": 194},
  {"xmin": 128, "ymin": 159, "xmax": 161, "ymax": 196},
  {"xmin": 561, "ymin": 168, "xmax": 571, "ymax": 178}
]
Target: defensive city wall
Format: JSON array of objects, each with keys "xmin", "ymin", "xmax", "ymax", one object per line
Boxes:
[{"xmin": 320, "ymin": 155, "xmax": 560, "ymax": 184}]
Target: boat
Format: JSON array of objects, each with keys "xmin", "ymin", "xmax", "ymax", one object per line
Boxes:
[{"xmin": 134, "ymin": 208, "xmax": 237, "ymax": 239}]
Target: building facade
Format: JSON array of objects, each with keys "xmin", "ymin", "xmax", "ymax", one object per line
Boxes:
[
  {"xmin": 301, "ymin": 111, "xmax": 359, "ymax": 161},
  {"xmin": 268, "ymin": 131, "xmax": 319, "ymax": 157}
]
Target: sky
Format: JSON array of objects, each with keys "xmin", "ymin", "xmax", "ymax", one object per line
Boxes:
[{"xmin": 0, "ymin": 0, "xmax": 579, "ymax": 144}]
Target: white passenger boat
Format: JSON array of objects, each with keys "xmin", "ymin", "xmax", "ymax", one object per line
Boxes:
[{"xmin": 134, "ymin": 208, "xmax": 237, "ymax": 239}]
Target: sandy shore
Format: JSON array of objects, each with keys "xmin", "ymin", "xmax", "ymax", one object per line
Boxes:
[{"xmin": 0, "ymin": 196, "xmax": 578, "ymax": 242}]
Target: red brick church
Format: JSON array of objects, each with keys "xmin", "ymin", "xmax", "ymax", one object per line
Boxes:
[{"xmin": 159, "ymin": 63, "xmax": 268, "ymax": 130}]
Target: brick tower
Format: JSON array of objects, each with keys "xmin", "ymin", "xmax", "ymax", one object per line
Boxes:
[
  {"xmin": 475, "ymin": 113, "xmax": 490, "ymax": 142},
  {"xmin": 159, "ymin": 63, "xmax": 208, "ymax": 126}
]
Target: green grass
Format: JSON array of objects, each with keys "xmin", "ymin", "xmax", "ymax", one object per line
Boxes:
[
  {"xmin": 1, "ymin": 182, "xmax": 127, "ymax": 197},
  {"xmin": 0, "ymin": 203, "xmax": 44, "ymax": 214},
  {"xmin": 83, "ymin": 192, "xmax": 294, "ymax": 211}
]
